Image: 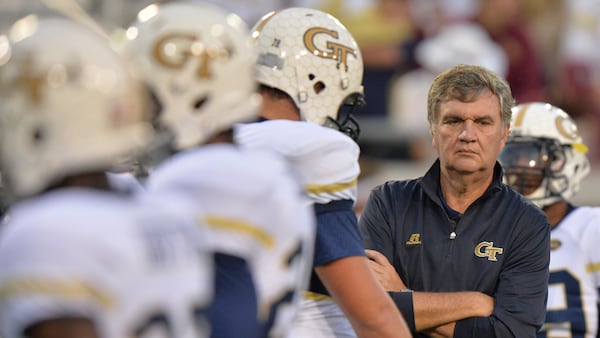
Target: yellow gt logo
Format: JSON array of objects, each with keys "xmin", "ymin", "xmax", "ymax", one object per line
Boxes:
[
  {"xmin": 153, "ymin": 32, "xmax": 230, "ymax": 79},
  {"xmin": 303, "ymin": 27, "xmax": 356, "ymax": 71},
  {"xmin": 474, "ymin": 241, "xmax": 504, "ymax": 261}
]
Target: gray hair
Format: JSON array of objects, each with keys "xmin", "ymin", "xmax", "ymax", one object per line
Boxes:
[{"xmin": 427, "ymin": 64, "xmax": 514, "ymax": 127}]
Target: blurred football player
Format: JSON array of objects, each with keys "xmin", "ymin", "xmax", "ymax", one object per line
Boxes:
[
  {"xmin": 499, "ymin": 102, "xmax": 600, "ymax": 337},
  {"xmin": 234, "ymin": 7, "xmax": 411, "ymax": 337},
  {"xmin": 0, "ymin": 15, "xmax": 212, "ymax": 338},
  {"xmin": 123, "ymin": 2, "xmax": 316, "ymax": 337}
]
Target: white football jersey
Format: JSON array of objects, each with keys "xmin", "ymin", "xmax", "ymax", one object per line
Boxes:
[
  {"xmin": 0, "ymin": 188, "xmax": 212, "ymax": 338},
  {"xmin": 235, "ymin": 120, "xmax": 360, "ymax": 205},
  {"xmin": 540, "ymin": 206, "xmax": 600, "ymax": 338},
  {"xmin": 235, "ymin": 120, "xmax": 361, "ymax": 337},
  {"xmin": 146, "ymin": 144, "xmax": 316, "ymax": 337}
]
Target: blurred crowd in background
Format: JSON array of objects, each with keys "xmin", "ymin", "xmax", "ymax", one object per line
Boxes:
[{"xmin": 2, "ymin": 0, "xmax": 599, "ymax": 164}]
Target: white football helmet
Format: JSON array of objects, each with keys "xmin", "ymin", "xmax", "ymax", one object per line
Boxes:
[
  {"xmin": 0, "ymin": 16, "xmax": 152, "ymax": 199},
  {"xmin": 122, "ymin": 1, "xmax": 261, "ymax": 151},
  {"xmin": 251, "ymin": 7, "xmax": 365, "ymax": 140},
  {"xmin": 498, "ymin": 102, "xmax": 591, "ymax": 207}
]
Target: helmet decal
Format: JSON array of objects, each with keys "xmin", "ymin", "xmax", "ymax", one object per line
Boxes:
[
  {"xmin": 152, "ymin": 32, "xmax": 232, "ymax": 79},
  {"xmin": 555, "ymin": 114, "xmax": 580, "ymax": 142},
  {"xmin": 303, "ymin": 27, "xmax": 357, "ymax": 72}
]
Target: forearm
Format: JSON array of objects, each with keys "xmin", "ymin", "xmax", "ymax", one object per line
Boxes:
[
  {"xmin": 349, "ymin": 298, "xmax": 411, "ymax": 338},
  {"xmin": 422, "ymin": 322, "xmax": 455, "ymax": 338},
  {"xmin": 317, "ymin": 256, "xmax": 411, "ymax": 338},
  {"xmin": 412, "ymin": 291, "xmax": 493, "ymax": 331}
]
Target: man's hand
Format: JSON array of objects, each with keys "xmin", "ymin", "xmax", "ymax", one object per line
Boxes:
[{"xmin": 365, "ymin": 249, "xmax": 406, "ymax": 292}]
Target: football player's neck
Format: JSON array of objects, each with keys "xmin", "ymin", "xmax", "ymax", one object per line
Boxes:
[
  {"xmin": 47, "ymin": 172, "xmax": 112, "ymax": 193},
  {"xmin": 204, "ymin": 129, "xmax": 234, "ymax": 145},
  {"xmin": 543, "ymin": 200, "xmax": 569, "ymax": 228},
  {"xmin": 259, "ymin": 93, "xmax": 301, "ymax": 121}
]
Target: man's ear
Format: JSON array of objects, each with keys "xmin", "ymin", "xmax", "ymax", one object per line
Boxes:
[
  {"xmin": 430, "ymin": 125, "xmax": 437, "ymax": 148},
  {"xmin": 500, "ymin": 125, "xmax": 510, "ymax": 149}
]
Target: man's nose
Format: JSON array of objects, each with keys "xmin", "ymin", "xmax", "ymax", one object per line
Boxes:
[{"xmin": 458, "ymin": 120, "xmax": 477, "ymax": 141}]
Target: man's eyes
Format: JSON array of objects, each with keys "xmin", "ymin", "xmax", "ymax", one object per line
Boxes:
[
  {"xmin": 444, "ymin": 118, "xmax": 461, "ymax": 124},
  {"xmin": 443, "ymin": 118, "xmax": 493, "ymax": 125}
]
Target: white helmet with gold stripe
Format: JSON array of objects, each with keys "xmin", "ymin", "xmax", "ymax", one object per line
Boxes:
[
  {"xmin": 499, "ymin": 102, "xmax": 590, "ymax": 207},
  {"xmin": 0, "ymin": 16, "xmax": 152, "ymax": 199},
  {"xmin": 123, "ymin": 1, "xmax": 261, "ymax": 151},
  {"xmin": 251, "ymin": 7, "xmax": 364, "ymax": 140}
]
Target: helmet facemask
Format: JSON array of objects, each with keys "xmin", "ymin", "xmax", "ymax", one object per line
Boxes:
[
  {"xmin": 500, "ymin": 136, "xmax": 576, "ymax": 208},
  {"xmin": 323, "ymin": 92, "xmax": 364, "ymax": 141}
]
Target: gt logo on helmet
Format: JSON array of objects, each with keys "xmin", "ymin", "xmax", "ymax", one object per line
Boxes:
[
  {"xmin": 153, "ymin": 32, "xmax": 230, "ymax": 79},
  {"xmin": 303, "ymin": 27, "xmax": 356, "ymax": 72}
]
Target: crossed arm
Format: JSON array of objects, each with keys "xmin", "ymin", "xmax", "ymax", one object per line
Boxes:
[{"xmin": 365, "ymin": 249, "xmax": 494, "ymax": 337}]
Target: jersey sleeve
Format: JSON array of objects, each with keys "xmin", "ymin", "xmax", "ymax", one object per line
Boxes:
[
  {"xmin": 313, "ymin": 200, "xmax": 365, "ymax": 267},
  {"xmin": 235, "ymin": 120, "xmax": 360, "ymax": 205}
]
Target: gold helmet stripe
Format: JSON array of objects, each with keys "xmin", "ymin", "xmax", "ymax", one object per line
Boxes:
[
  {"xmin": 251, "ymin": 10, "xmax": 280, "ymax": 41},
  {"xmin": 512, "ymin": 103, "xmax": 531, "ymax": 128}
]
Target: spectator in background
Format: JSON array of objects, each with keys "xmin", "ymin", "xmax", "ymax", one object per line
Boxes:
[
  {"xmin": 551, "ymin": 0, "xmax": 600, "ymax": 163},
  {"xmin": 321, "ymin": 0, "xmax": 419, "ymax": 118},
  {"xmin": 475, "ymin": 0, "xmax": 548, "ymax": 103},
  {"xmin": 408, "ymin": 0, "xmax": 480, "ymax": 36}
]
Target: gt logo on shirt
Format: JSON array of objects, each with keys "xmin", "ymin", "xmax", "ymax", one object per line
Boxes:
[
  {"xmin": 153, "ymin": 32, "xmax": 230, "ymax": 79},
  {"xmin": 474, "ymin": 241, "xmax": 504, "ymax": 261},
  {"xmin": 303, "ymin": 27, "xmax": 356, "ymax": 71}
]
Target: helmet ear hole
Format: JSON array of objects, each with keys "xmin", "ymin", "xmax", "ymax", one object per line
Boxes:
[
  {"xmin": 193, "ymin": 97, "xmax": 208, "ymax": 111},
  {"xmin": 313, "ymin": 81, "xmax": 326, "ymax": 94},
  {"xmin": 32, "ymin": 127, "xmax": 44, "ymax": 145}
]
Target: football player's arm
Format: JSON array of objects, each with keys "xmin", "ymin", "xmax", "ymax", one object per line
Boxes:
[
  {"xmin": 315, "ymin": 256, "xmax": 412, "ymax": 338},
  {"xmin": 367, "ymin": 249, "xmax": 494, "ymax": 333},
  {"xmin": 24, "ymin": 318, "xmax": 98, "ymax": 338},
  {"xmin": 314, "ymin": 200, "xmax": 411, "ymax": 338}
]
